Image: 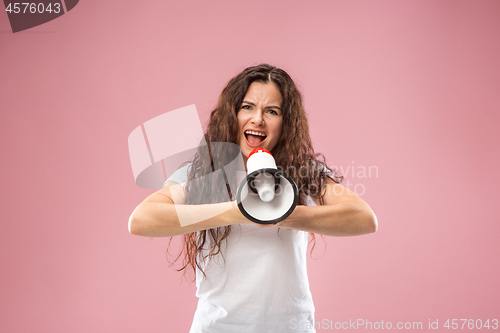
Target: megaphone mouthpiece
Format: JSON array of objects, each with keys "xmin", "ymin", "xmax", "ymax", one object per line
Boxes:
[{"xmin": 252, "ymin": 172, "xmax": 276, "ymax": 202}]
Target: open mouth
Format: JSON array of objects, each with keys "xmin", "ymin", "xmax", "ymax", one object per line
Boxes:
[{"xmin": 244, "ymin": 130, "xmax": 267, "ymax": 147}]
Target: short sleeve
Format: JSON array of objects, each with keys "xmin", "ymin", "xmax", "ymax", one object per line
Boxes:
[{"xmin": 164, "ymin": 164, "xmax": 191, "ymax": 189}]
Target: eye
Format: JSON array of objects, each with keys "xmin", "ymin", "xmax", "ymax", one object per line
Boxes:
[
  {"xmin": 267, "ymin": 109, "xmax": 279, "ymax": 115},
  {"xmin": 241, "ymin": 104, "xmax": 252, "ymax": 110}
]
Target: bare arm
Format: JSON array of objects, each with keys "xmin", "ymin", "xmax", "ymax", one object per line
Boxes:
[
  {"xmin": 128, "ymin": 181, "xmax": 248, "ymax": 237},
  {"xmin": 279, "ymin": 178, "xmax": 378, "ymax": 236},
  {"xmin": 130, "ymin": 178, "xmax": 377, "ymax": 237}
]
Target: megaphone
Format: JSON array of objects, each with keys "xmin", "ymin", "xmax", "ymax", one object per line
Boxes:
[{"xmin": 236, "ymin": 148, "xmax": 299, "ymax": 224}]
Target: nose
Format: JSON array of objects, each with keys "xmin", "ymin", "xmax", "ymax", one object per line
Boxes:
[{"xmin": 251, "ymin": 109, "xmax": 264, "ymax": 126}]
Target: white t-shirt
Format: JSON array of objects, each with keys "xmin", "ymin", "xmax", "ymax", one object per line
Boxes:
[{"xmin": 167, "ymin": 165, "xmax": 316, "ymax": 333}]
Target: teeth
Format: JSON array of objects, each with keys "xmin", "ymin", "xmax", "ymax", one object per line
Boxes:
[{"xmin": 245, "ymin": 130, "xmax": 266, "ymax": 137}]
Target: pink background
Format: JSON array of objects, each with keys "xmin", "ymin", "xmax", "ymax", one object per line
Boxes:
[{"xmin": 1, "ymin": 1, "xmax": 499, "ymax": 332}]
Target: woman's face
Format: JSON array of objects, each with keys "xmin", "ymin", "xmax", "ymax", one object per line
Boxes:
[{"xmin": 236, "ymin": 81, "xmax": 283, "ymax": 158}]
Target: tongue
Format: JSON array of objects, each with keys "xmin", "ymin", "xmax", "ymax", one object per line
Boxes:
[{"xmin": 247, "ymin": 134, "xmax": 264, "ymax": 145}]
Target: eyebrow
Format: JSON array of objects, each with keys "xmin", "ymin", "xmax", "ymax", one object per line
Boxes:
[{"xmin": 242, "ymin": 101, "xmax": 282, "ymax": 110}]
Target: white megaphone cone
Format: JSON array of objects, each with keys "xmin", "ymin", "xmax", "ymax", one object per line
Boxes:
[{"xmin": 236, "ymin": 148, "xmax": 299, "ymax": 224}]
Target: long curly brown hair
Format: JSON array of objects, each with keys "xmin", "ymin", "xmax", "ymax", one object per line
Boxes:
[{"xmin": 169, "ymin": 64, "xmax": 342, "ymax": 279}]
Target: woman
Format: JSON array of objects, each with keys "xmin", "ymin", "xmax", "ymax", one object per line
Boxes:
[{"xmin": 129, "ymin": 64, "xmax": 377, "ymax": 332}]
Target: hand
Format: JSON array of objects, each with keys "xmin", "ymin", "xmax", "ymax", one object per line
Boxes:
[
  {"xmin": 228, "ymin": 201, "xmax": 280, "ymax": 227},
  {"xmin": 228, "ymin": 201, "xmax": 252, "ymax": 225},
  {"xmin": 255, "ymin": 222, "xmax": 280, "ymax": 228}
]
